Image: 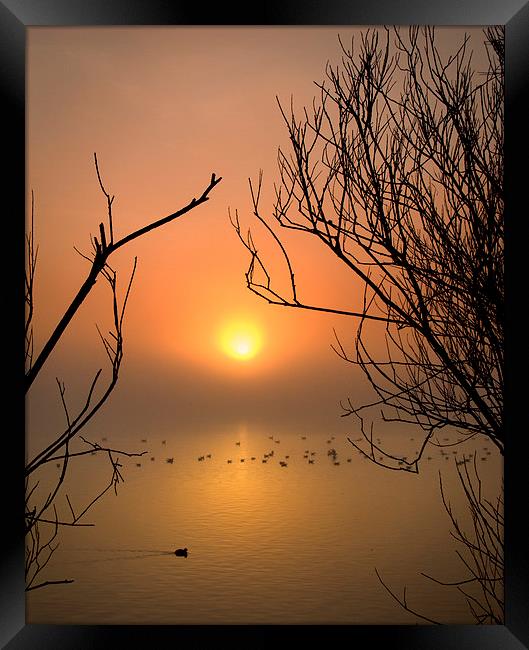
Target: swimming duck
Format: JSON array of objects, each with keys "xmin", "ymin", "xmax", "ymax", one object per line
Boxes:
[{"xmin": 174, "ymin": 548, "xmax": 188, "ymax": 557}]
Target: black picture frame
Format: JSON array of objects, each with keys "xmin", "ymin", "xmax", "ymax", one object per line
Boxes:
[{"xmin": 3, "ymin": 0, "xmax": 527, "ymax": 647}]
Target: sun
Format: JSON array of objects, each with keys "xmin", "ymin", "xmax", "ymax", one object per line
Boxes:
[{"xmin": 219, "ymin": 322, "xmax": 263, "ymax": 361}]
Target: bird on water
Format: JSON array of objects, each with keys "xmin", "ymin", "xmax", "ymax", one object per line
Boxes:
[{"xmin": 174, "ymin": 548, "xmax": 188, "ymax": 557}]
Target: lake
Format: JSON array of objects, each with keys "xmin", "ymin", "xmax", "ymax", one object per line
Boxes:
[{"xmin": 26, "ymin": 424, "xmax": 502, "ymax": 625}]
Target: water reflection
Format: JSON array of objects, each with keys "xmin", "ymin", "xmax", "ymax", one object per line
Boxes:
[{"xmin": 27, "ymin": 426, "xmax": 502, "ymax": 625}]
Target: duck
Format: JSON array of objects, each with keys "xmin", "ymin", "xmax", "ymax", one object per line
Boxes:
[{"xmin": 174, "ymin": 548, "xmax": 188, "ymax": 557}]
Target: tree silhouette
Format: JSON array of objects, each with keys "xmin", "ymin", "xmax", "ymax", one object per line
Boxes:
[
  {"xmin": 25, "ymin": 155, "xmax": 221, "ymax": 591},
  {"xmin": 232, "ymin": 26, "xmax": 503, "ymax": 623}
]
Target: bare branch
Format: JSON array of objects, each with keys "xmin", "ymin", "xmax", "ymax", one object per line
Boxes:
[
  {"xmin": 26, "ymin": 163, "xmax": 221, "ymax": 393},
  {"xmin": 26, "ymin": 156, "xmax": 221, "ymax": 591}
]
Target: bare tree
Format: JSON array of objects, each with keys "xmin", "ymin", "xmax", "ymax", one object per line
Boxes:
[
  {"xmin": 25, "ymin": 155, "xmax": 221, "ymax": 591},
  {"xmin": 232, "ymin": 26, "xmax": 503, "ymax": 622}
]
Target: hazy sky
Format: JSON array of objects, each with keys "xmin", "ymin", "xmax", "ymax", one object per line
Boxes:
[{"xmin": 26, "ymin": 26, "xmax": 489, "ymax": 445}]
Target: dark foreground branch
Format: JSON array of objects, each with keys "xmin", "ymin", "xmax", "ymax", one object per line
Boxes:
[{"xmin": 25, "ymin": 159, "xmax": 221, "ymax": 393}]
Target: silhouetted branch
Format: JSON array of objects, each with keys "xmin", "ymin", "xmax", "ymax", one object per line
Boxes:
[
  {"xmin": 26, "ymin": 579, "xmax": 75, "ymax": 592},
  {"xmin": 26, "ymin": 259, "xmax": 137, "ymax": 477},
  {"xmin": 25, "ymin": 191, "xmax": 39, "ymax": 372},
  {"xmin": 25, "ymin": 156, "xmax": 221, "ymax": 590},
  {"xmin": 374, "ymin": 568, "xmax": 441, "ymax": 625},
  {"xmin": 373, "ymin": 454, "xmax": 503, "ymax": 625},
  {"xmin": 25, "ymin": 157, "xmax": 221, "ymax": 393},
  {"xmin": 435, "ymin": 459, "xmax": 504, "ymax": 623}
]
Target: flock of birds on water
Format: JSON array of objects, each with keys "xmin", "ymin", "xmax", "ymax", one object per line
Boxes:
[{"xmin": 85, "ymin": 433, "xmax": 494, "ymax": 471}]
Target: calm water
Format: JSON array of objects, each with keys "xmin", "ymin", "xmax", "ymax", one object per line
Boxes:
[{"xmin": 27, "ymin": 425, "xmax": 502, "ymax": 624}]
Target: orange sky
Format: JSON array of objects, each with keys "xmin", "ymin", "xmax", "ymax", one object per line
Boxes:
[{"xmin": 26, "ymin": 26, "xmax": 489, "ymax": 443}]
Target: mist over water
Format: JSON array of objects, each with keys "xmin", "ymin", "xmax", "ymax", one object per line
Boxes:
[{"xmin": 26, "ymin": 426, "xmax": 502, "ymax": 624}]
